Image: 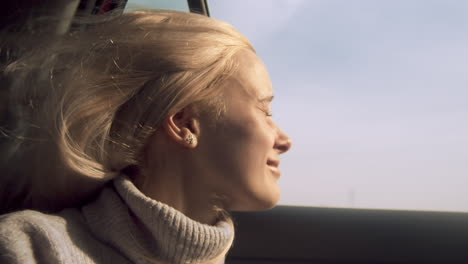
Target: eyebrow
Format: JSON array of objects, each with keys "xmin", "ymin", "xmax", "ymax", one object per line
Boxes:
[{"xmin": 258, "ymin": 95, "xmax": 274, "ymax": 102}]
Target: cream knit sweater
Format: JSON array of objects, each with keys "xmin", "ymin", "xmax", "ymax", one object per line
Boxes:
[{"xmin": 0, "ymin": 176, "xmax": 234, "ymax": 264}]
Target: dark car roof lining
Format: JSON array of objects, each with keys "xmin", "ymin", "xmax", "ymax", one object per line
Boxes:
[{"xmin": 0, "ymin": 0, "xmax": 209, "ymax": 32}]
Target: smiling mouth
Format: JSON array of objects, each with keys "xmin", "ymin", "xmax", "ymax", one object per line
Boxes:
[{"xmin": 267, "ymin": 160, "xmax": 281, "ymax": 178}]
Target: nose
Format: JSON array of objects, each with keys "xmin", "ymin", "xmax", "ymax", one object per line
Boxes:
[{"xmin": 274, "ymin": 127, "xmax": 292, "ymax": 154}]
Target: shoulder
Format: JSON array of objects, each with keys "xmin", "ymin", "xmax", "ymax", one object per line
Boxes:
[
  {"xmin": 0, "ymin": 209, "xmax": 69, "ymax": 238},
  {"xmin": 0, "ymin": 209, "xmax": 55, "ymax": 237},
  {"xmin": 0, "ymin": 208, "xmax": 127, "ymax": 264},
  {"xmin": 0, "ymin": 209, "xmax": 76, "ymax": 263}
]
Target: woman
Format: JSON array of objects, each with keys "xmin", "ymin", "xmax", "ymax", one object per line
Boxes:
[{"xmin": 0, "ymin": 9, "xmax": 291, "ymax": 264}]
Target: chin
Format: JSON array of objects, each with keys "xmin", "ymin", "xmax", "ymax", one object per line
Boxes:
[
  {"xmin": 229, "ymin": 187, "xmax": 281, "ymax": 212},
  {"xmin": 263, "ymin": 192, "xmax": 281, "ymax": 210}
]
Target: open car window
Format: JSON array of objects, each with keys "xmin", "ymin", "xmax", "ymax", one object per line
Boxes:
[
  {"xmin": 206, "ymin": 1, "xmax": 468, "ymax": 263},
  {"xmin": 125, "ymin": 0, "xmax": 189, "ymax": 12},
  {"xmin": 210, "ymin": 0, "xmax": 468, "ymax": 213}
]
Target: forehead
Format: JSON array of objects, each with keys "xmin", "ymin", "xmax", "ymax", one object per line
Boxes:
[{"xmin": 228, "ymin": 49, "xmax": 273, "ymax": 99}]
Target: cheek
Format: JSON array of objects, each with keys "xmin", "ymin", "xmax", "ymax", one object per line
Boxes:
[
  {"xmin": 230, "ymin": 117, "xmax": 272, "ymax": 159},
  {"xmin": 222, "ymin": 118, "xmax": 275, "ymax": 185}
]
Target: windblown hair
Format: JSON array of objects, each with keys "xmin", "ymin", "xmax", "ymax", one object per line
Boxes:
[{"xmin": 0, "ymin": 10, "xmax": 254, "ymax": 214}]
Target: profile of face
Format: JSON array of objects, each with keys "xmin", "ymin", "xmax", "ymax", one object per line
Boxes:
[
  {"xmin": 193, "ymin": 49, "xmax": 292, "ymax": 211},
  {"xmin": 141, "ymin": 49, "xmax": 292, "ymax": 217}
]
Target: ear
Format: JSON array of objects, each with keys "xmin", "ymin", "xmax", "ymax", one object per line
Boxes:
[{"xmin": 162, "ymin": 106, "xmax": 200, "ymax": 149}]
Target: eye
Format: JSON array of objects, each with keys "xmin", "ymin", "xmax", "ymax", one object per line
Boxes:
[
  {"xmin": 257, "ymin": 106, "xmax": 273, "ymax": 117},
  {"xmin": 256, "ymin": 100, "xmax": 273, "ymax": 117}
]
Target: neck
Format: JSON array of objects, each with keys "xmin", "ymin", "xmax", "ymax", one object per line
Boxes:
[{"xmin": 133, "ymin": 161, "xmax": 220, "ymax": 225}]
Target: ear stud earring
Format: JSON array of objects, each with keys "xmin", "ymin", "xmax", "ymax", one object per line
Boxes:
[{"xmin": 185, "ymin": 134, "xmax": 194, "ymax": 145}]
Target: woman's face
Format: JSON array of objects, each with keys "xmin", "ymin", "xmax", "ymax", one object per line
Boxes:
[{"xmin": 195, "ymin": 49, "xmax": 292, "ymax": 211}]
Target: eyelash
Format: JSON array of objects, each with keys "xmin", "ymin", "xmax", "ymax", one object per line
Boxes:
[{"xmin": 257, "ymin": 105, "xmax": 272, "ymax": 117}]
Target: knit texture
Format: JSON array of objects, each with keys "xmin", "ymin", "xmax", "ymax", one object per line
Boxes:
[{"xmin": 0, "ymin": 175, "xmax": 234, "ymax": 264}]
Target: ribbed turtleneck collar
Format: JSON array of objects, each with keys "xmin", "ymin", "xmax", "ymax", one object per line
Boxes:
[{"xmin": 82, "ymin": 175, "xmax": 233, "ymax": 264}]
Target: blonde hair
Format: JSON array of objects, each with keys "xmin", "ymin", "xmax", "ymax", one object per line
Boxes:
[{"xmin": 1, "ymin": 10, "xmax": 254, "ymax": 213}]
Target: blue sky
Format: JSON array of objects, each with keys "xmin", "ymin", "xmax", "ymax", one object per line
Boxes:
[{"xmin": 209, "ymin": 0, "xmax": 468, "ymax": 211}]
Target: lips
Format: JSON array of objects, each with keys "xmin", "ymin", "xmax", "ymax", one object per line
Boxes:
[
  {"xmin": 267, "ymin": 159, "xmax": 280, "ymax": 168},
  {"xmin": 267, "ymin": 159, "xmax": 281, "ymax": 178}
]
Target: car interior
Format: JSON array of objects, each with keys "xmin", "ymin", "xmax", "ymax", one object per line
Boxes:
[{"xmin": 1, "ymin": 1, "xmax": 467, "ymax": 263}]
